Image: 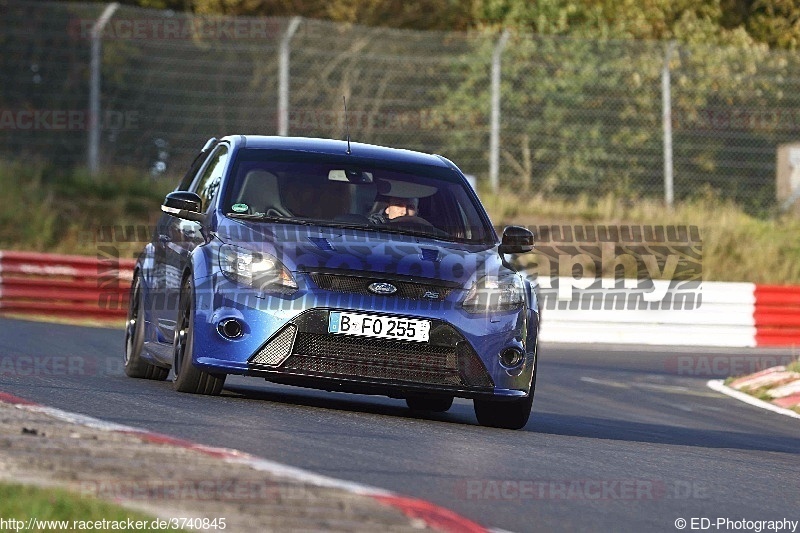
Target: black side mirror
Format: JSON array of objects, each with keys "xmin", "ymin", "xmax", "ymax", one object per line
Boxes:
[
  {"xmin": 161, "ymin": 191, "xmax": 204, "ymax": 222},
  {"xmin": 498, "ymin": 225, "xmax": 534, "ymax": 254}
]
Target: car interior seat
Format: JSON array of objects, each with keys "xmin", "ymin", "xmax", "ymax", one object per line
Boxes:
[{"xmin": 235, "ymin": 169, "xmax": 292, "ymax": 217}]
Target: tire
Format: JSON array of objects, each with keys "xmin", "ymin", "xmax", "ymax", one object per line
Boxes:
[
  {"xmin": 405, "ymin": 395, "xmax": 454, "ymax": 412},
  {"xmin": 124, "ymin": 273, "xmax": 169, "ymax": 381},
  {"xmin": 172, "ymin": 275, "xmax": 226, "ymax": 395},
  {"xmin": 473, "ymin": 394, "xmax": 533, "ymax": 430}
]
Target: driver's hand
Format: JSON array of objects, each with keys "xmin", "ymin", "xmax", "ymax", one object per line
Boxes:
[{"xmin": 368, "ymin": 212, "xmax": 388, "ymax": 225}]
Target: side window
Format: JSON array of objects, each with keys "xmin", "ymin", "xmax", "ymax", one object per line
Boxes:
[
  {"xmin": 438, "ymin": 188, "xmax": 469, "ymax": 240},
  {"xmin": 192, "ymin": 145, "xmax": 229, "ymax": 212},
  {"xmin": 176, "ymin": 148, "xmax": 214, "ymax": 191}
]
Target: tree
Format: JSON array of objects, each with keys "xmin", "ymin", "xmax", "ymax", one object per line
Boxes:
[
  {"xmin": 190, "ymin": 0, "xmax": 472, "ymax": 30},
  {"xmin": 435, "ymin": 0, "xmax": 795, "ymax": 210}
]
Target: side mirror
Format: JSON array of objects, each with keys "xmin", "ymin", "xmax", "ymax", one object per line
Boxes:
[
  {"xmin": 498, "ymin": 225, "xmax": 534, "ymax": 254},
  {"xmin": 161, "ymin": 191, "xmax": 205, "ymax": 222}
]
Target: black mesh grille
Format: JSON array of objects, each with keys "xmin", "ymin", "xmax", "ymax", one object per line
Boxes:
[
  {"xmin": 250, "ymin": 325, "xmax": 296, "ymax": 367},
  {"xmin": 293, "ymin": 332, "xmax": 457, "ymax": 367},
  {"xmin": 280, "ymin": 331, "xmax": 493, "ymax": 389},
  {"xmin": 283, "ymin": 356, "xmax": 464, "ymax": 386},
  {"xmin": 247, "ymin": 309, "xmax": 494, "ymax": 390},
  {"xmin": 309, "ymin": 273, "xmax": 453, "ymax": 301}
]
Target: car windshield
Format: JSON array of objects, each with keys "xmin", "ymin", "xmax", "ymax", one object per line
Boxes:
[{"xmin": 222, "ymin": 149, "xmax": 495, "ymax": 244}]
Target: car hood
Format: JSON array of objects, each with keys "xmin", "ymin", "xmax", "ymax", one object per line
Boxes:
[{"xmin": 216, "ymin": 219, "xmax": 507, "ymax": 287}]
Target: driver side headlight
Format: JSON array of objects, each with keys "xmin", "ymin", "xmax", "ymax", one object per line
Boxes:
[
  {"xmin": 219, "ymin": 244, "xmax": 297, "ymax": 294},
  {"xmin": 462, "ymin": 274, "xmax": 525, "ymax": 313}
]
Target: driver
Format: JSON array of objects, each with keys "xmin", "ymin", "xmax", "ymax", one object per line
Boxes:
[{"xmin": 369, "ymin": 196, "xmax": 418, "ymax": 224}]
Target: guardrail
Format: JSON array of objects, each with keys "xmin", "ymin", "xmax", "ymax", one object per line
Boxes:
[
  {"xmin": 540, "ymin": 279, "xmax": 800, "ymax": 347},
  {"xmin": 539, "ymin": 280, "xmax": 753, "ymax": 347},
  {"xmin": 754, "ymin": 285, "xmax": 800, "ymax": 346},
  {"xmin": 0, "ymin": 251, "xmax": 134, "ymax": 319}
]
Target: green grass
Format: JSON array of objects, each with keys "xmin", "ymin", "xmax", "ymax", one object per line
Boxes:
[
  {"xmin": 0, "ymin": 160, "xmax": 171, "ymax": 260},
  {"xmin": 480, "ymin": 189, "xmax": 800, "ymax": 284},
  {"xmin": 0, "ymin": 482, "xmax": 170, "ymax": 532},
  {"xmin": 3, "ymin": 161, "xmax": 800, "ymax": 284}
]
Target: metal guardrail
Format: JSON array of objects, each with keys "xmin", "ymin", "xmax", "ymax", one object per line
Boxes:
[
  {"xmin": 0, "ymin": 251, "xmax": 134, "ymax": 319},
  {"xmin": 754, "ymin": 285, "xmax": 800, "ymax": 346},
  {"xmin": 538, "ymin": 279, "xmax": 800, "ymax": 347}
]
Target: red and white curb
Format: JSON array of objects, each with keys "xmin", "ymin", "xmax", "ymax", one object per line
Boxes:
[
  {"xmin": 706, "ymin": 380, "xmax": 800, "ymax": 420},
  {"xmin": 0, "ymin": 392, "xmax": 491, "ymax": 533}
]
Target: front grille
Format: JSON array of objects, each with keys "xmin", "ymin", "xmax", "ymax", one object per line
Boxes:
[
  {"xmin": 247, "ymin": 309, "xmax": 494, "ymax": 390},
  {"xmin": 309, "ymin": 273, "xmax": 453, "ymax": 301},
  {"xmin": 250, "ymin": 324, "xmax": 296, "ymax": 367},
  {"xmin": 279, "ymin": 331, "xmax": 493, "ymax": 389},
  {"xmin": 293, "ymin": 332, "xmax": 457, "ymax": 369}
]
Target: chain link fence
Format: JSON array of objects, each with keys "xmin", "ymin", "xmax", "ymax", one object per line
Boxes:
[{"xmin": 2, "ymin": 0, "xmax": 800, "ymax": 212}]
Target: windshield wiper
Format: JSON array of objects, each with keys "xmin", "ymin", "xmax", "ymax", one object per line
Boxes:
[
  {"xmin": 226, "ymin": 212, "xmax": 284, "ymax": 221},
  {"xmin": 226, "ymin": 212, "xmax": 316, "ymax": 226},
  {"xmin": 226, "ymin": 213, "xmax": 478, "ymax": 243},
  {"xmin": 366, "ymin": 225, "xmax": 462, "ymax": 243}
]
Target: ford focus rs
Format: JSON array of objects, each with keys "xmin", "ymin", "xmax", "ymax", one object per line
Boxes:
[{"xmin": 124, "ymin": 135, "xmax": 539, "ymax": 429}]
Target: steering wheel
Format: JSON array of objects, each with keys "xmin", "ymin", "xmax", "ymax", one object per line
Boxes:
[
  {"xmin": 388, "ymin": 215, "xmax": 449, "ymax": 237},
  {"xmin": 388, "ymin": 215, "xmax": 434, "ymax": 228}
]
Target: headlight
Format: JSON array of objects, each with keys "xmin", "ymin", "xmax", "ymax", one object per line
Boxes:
[
  {"xmin": 219, "ymin": 244, "xmax": 297, "ymax": 294},
  {"xmin": 462, "ymin": 274, "xmax": 525, "ymax": 313}
]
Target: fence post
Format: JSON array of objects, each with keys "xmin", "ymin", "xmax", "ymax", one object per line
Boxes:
[
  {"xmin": 662, "ymin": 41, "xmax": 676, "ymax": 207},
  {"xmin": 88, "ymin": 2, "xmax": 119, "ymax": 177},
  {"xmin": 490, "ymin": 30, "xmax": 510, "ymax": 193},
  {"xmin": 278, "ymin": 17, "xmax": 302, "ymax": 137}
]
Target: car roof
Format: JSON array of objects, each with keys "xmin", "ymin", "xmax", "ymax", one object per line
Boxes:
[{"xmin": 222, "ymin": 135, "xmax": 454, "ymax": 169}]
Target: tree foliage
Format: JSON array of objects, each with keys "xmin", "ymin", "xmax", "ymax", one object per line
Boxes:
[
  {"xmin": 433, "ymin": 0, "xmax": 800, "ymax": 209},
  {"xmin": 61, "ymin": 0, "xmax": 800, "ymax": 50},
  {"xmin": 26, "ymin": 0, "xmax": 800, "ymax": 212}
]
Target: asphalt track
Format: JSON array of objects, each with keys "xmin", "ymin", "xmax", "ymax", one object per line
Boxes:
[{"xmin": 0, "ymin": 317, "xmax": 798, "ymax": 532}]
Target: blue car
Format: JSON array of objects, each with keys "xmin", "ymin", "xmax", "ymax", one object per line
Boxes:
[{"xmin": 124, "ymin": 136, "xmax": 539, "ymax": 429}]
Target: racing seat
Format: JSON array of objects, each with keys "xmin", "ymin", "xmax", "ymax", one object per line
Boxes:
[{"xmin": 235, "ymin": 169, "xmax": 292, "ymax": 217}]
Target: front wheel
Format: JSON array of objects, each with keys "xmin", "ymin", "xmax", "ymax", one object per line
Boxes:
[
  {"xmin": 473, "ymin": 394, "xmax": 533, "ymax": 430},
  {"xmin": 124, "ymin": 272, "xmax": 169, "ymax": 381},
  {"xmin": 173, "ymin": 276, "xmax": 226, "ymax": 395}
]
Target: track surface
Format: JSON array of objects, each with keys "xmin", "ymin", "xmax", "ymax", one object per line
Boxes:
[{"xmin": 0, "ymin": 317, "xmax": 798, "ymax": 532}]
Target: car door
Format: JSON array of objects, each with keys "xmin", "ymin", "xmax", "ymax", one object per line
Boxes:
[
  {"xmin": 156, "ymin": 143, "xmax": 229, "ymax": 342},
  {"xmin": 144, "ymin": 144, "xmax": 215, "ymax": 344}
]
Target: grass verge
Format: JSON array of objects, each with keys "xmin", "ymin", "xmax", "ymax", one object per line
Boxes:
[
  {"xmin": 0, "ymin": 482, "xmax": 173, "ymax": 532},
  {"xmin": 0, "ymin": 160, "xmax": 171, "ymax": 261},
  {"xmin": 482, "ymin": 189, "xmax": 800, "ymax": 284}
]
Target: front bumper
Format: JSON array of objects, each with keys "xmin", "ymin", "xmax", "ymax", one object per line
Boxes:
[
  {"xmin": 247, "ymin": 309, "xmax": 494, "ymax": 395},
  {"xmin": 190, "ymin": 273, "xmax": 537, "ymax": 399}
]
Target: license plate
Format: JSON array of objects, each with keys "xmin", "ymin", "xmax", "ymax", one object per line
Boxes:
[{"xmin": 328, "ymin": 312, "xmax": 430, "ymax": 342}]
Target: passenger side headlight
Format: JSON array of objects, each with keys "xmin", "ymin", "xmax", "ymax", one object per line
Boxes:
[
  {"xmin": 219, "ymin": 244, "xmax": 297, "ymax": 294},
  {"xmin": 462, "ymin": 274, "xmax": 525, "ymax": 313}
]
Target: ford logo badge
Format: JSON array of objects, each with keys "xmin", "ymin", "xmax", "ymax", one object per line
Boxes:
[{"xmin": 368, "ymin": 282, "xmax": 397, "ymax": 295}]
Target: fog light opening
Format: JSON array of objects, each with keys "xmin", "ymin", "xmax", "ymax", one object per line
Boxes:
[
  {"xmin": 218, "ymin": 319, "xmax": 243, "ymax": 339},
  {"xmin": 499, "ymin": 347, "xmax": 523, "ymax": 368}
]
